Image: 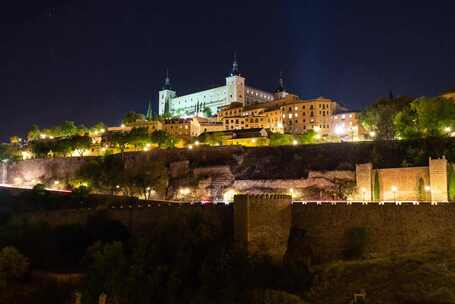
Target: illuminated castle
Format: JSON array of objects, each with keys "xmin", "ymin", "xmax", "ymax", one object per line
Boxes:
[{"xmin": 158, "ymin": 57, "xmax": 288, "ymax": 116}]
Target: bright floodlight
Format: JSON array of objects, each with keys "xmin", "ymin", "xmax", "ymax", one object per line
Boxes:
[{"xmin": 335, "ymin": 125, "xmax": 345, "ymax": 136}]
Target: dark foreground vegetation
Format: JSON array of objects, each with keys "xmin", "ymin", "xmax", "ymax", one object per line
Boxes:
[
  {"xmin": 0, "ymin": 206, "xmax": 310, "ymax": 304},
  {"xmin": 4, "ymin": 189, "xmax": 455, "ymax": 303}
]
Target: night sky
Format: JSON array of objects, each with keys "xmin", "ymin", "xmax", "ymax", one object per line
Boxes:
[{"xmin": 1, "ymin": 0, "xmax": 454, "ymax": 141}]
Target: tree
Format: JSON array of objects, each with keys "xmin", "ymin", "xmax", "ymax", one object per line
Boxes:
[
  {"xmin": 394, "ymin": 97, "xmax": 455, "ymax": 139},
  {"xmin": 0, "ymin": 246, "xmax": 29, "ymax": 290},
  {"xmin": 203, "ymin": 106, "xmax": 213, "ymax": 117},
  {"xmin": 57, "ymin": 121, "xmax": 79, "ymax": 137},
  {"xmin": 122, "ymin": 112, "xmax": 145, "ymax": 124},
  {"xmin": 70, "ymin": 135, "xmax": 92, "ymax": 156},
  {"xmin": 76, "ymin": 156, "xmax": 125, "ymax": 195},
  {"xmin": 128, "ymin": 127, "xmax": 150, "ymax": 148},
  {"xmin": 198, "ymin": 132, "xmax": 224, "ymax": 146},
  {"xmin": 359, "ymin": 95, "xmax": 414, "ymax": 140},
  {"xmin": 0, "ymin": 143, "xmax": 20, "ymax": 161},
  {"xmin": 27, "ymin": 124, "xmax": 41, "ymax": 141},
  {"xmin": 30, "ymin": 141, "xmax": 53, "ymax": 158},
  {"xmin": 373, "ymin": 170, "xmax": 380, "ymax": 201},
  {"xmin": 295, "ymin": 130, "xmax": 317, "ymax": 144},
  {"xmin": 150, "ymin": 130, "xmax": 177, "ymax": 148},
  {"xmin": 83, "ymin": 242, "xmax": 128, "ymax": 304},
  {"xmin": 269, "ymin": 133, "xmax": 294, "ymax": 146},
  {"xmin": 448, "ymin": 164, "xmax": 455, "ymax": 202},
  {"xmin": 123, "ymin": 160, "xmax": 169, "ymax": 199},
  {"xmin": 109, "ymin": 132, "xmax": 130, "ymax": 155}
]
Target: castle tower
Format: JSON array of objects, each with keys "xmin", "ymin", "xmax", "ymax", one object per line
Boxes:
[
  {"xmin": 234, "ymin": 194, "xmax": 292, "ymax": 263},
  {"xmin": 274, "ymin": 71, "xmax": 289, "ymax": 100},
  {"xmin": 158, "ymin": 69, "xmax": 176, "ymax": 115},
  {"xmin": 225, "ymin": 54, "xmax": 246, "ymax": 105}
]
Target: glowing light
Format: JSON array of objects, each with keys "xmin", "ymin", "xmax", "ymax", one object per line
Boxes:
[
  {"xmin": 369, "ymin": 131, "xmax": 376, "ymax": 138},
  {"xmin": 13, "ymin": 177, "xmax": 22, "ymax": 185},
  {"xmin": 223, "ymin": 189, "xmax": 237, "ymax": 203},
  {"xmin": 115, "ymin": 185, "xmax": 120, "ymax": 189},
  {"xmin": 315, "ymin": 134, "xmax": 321, "ymax": 140},
  {"xmin": 252, "ymin": 138, "xmax": 257, "ymax": 143},
  {"xmin": 195, "ymin": 140, "xmax": 200, "ymax": 146},
  {"xmin": 121, "ymin": 124, "xmax": 126, "ymax": 128},
  {"xmin": 277, "ymin": 122, "xmax": 284, "ymax": 129},
  {"xmin": 314, "ymin": 126, "xmax": 321, "ymax": 133},
  {"xmin": 391, "ymin": 186, "xmax": 398, "ymax": 193},
  {"xmin": 292, "ymin": 140, "xmax": 298, "ymax": 146},
  {"xmin": 53, "ymin": 180, "xmax": 60, "ymax": 185},
  {"xmin": 445, "ymin": 127, "xmax": 452, "ymax": 133},
  {"xmin": 179, "ymin": 187, "xmax": 191, "ymax": 196},
  {"xmin": 49, "ymin": 136, "xmax": 54, "ymax": 139},
  {"xmin": 424, "ymin": 185, "xmax": 431, "ymax": 192},
  {"xmin": 188, "ymin": 145, "xmax": 193, "ymax": 150},
  {"xmin": 335, "ymin": 125, "xmax": 345, "ymax": 136},
  {"xmin": 21, "ymin": 151, "xmax": 33, "ymax": 160},
  {"xmin": 100, "ymin": 128, "xmax": 106, "ymax": 133},
  {"xmin": 143, "ymin": 146, "xmax": 150, "ymax": 152},
  {"xmin": 451, "ymin": 132, "xmax": 455, "ymax": 137}
]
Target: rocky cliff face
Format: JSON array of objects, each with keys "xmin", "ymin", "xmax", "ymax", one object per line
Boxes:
[{"xmin": 5, "ymin": 147, "xmax": 355, "ymax": 199}]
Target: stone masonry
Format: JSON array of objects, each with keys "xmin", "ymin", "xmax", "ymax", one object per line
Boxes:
[{"xmin": 233, "ymin": 194, "xmax": 292, "ymax": 262}]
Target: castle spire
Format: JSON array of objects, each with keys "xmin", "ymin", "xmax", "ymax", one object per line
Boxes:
[
  {"xmin": 163, "ymin": 68, "xmax": 172, "ymax": 90},
  {"xmin": 230, "ymin": 52, "xmax": 239, "ymax": 76},
  {"xmin": 146, "ymin": 100, "xmax": 153, "ymax": 120},
  {"xmin": 275, "ymin": 71, "xmax": 285, "ymax": 92}
]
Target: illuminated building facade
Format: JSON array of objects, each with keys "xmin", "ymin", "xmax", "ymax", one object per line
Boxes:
[{"xmin": 158, "ymin": 58, "xmax": 281, "ymax": 117}]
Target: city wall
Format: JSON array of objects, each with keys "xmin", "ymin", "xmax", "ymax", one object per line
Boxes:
[
  {"xmin": 25, "ymin": 200, "xmax": 455, "ymax": 264},
  {"xmin": 355, "ymin": 157, "xmax": 451, "ymax": 201}
]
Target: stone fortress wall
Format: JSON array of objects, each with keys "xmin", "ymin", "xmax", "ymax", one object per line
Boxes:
[
  {"xmin": 26, "ymin": 196, "xmax": 455, "ymax": 264},
  {"xmin": 355, "ymin": 157, "xmax": 450, "ymax": 202}
]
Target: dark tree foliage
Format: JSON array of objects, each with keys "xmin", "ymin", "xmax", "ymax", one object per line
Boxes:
[
  {"xmin": 0, "ymin": 214, "xmax": 129, "ymax": 272},
  {"xmin": 359, "ymin": 96, "xmax": 414, "ymax": 140},
  {"xmin": 81, "ymin": 214, "xmax": 311, "ymax": 304}
]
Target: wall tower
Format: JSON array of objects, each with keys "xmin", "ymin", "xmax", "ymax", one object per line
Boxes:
[
  {"xmin": 158, "ymin": 70, "xmax": 176, "ymax": 115},
  {"xmin": 225, "ymin": 54, "xmax": 246, "ymax": 105}
]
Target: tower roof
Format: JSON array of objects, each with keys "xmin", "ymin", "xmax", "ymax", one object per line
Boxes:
[
  {"xmin": 162, "ymin": 69, "xmax": 173, "ymax": 90},
  {"xmin": 230, "ymin": 53, "xmax": 240, "ymax": 76},
  {"xmin": 274, "ymin": 72, "xmax": 285, "ymax": 93}
]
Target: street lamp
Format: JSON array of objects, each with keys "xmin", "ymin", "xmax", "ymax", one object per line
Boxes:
[{"xmin": 292, "ymin": 140, "xmax": 298, "ymax": 146}]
